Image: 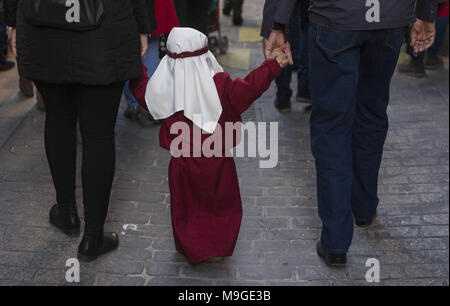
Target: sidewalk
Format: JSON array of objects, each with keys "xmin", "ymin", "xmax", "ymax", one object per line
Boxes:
[{"xmin": 0, "ymin": 1, "xmax": 448, "ymax": 286}]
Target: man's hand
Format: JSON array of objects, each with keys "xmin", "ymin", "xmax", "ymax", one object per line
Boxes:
[
  {"xmin": 264, "ymin": 30, "xmax": 293, "ymax": 65},
  {"xmin": 410, "ymin": 19, "xmax": 436, "ymax": 56},
  {"xmin": 140, "ymin": 34, "xmax": 149, "ymax": 60},
  {"xmin": 11, "ymin": 28, "xmax": 17, "ymax": 57}
]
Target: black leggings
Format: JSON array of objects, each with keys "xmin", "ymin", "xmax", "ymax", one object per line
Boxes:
[{"xmin": 34, "ymin": 81, "xmax": 124, "ymax": 230}]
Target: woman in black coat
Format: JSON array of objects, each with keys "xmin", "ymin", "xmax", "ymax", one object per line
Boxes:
[{"xmin": 5, "ymin": 0, "xmax": 157, "ymax": 262}]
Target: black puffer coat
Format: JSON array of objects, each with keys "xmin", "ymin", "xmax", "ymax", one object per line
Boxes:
[{"xmin": 5, "ymin": 0, "xmax": 157, "ymax": 85}]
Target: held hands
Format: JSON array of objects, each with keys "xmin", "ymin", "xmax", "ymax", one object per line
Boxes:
[
  {"xmin": 272, "ymin": 48, "xmax": 289, "ymax": 69},
  {"xmin": 264, "ymin": 30, "xmax": 294, "ymax": 66},
  {"xmin": 410, "ymin": 19, "xmax": 436, "ymax": 56}
]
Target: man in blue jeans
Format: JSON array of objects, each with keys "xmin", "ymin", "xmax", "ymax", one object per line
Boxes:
[
  {"xmin": 274, "ymin": 1, "xmax": 311, "ymax": 112},
  {"xmin": 262, "ymin": 0, "xmax": 438, "ymax": 266}
]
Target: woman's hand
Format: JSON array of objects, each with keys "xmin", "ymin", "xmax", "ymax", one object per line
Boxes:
[
  {"xmin": 140, "ymin": 34, "xmax": 148, "ymax": 60},
  {"xmin": 11, "ymin": 28, "xmax": 17, "ymax": 57}
]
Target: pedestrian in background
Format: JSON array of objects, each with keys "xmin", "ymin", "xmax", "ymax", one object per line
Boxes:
[
  {"xmin": 6, "ymin": 0, "xmax": 157, "ymax": 262},
  {"xmin": 0, "ymin": 0, "xmax": 14, "ymax": 71},
  {"xmin": 1, "ymin": 1, "xmax": 44, "ymax": 109},
  {"xmin": 123, "ymin": 0, "xmax": 179, "ymax": 125},
  {"xmin": 173, "ymin": 0, "xmax": 212, "ymax": 34},
  {"xmin": 274, "ymin": 0, "xmax": 311, "ymax": 113},
  {"xmin": 262, "ymin": 0, "xmax": 438, "ymax": 266},
  {"xmin": 223, "ymin": 0, "xmax": 244, "ymax": 26},
  {"xmin": 399, "ymin": 0, "xmax": 449, "ymax": 78}
]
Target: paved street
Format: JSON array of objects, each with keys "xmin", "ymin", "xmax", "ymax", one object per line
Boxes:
[{"xmin": 0, "ymin": 1, "xmax": 449, "ymax": 286}]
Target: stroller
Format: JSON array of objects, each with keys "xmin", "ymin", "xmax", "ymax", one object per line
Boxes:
[{"xmin": 207, "ymin": 0, "xmax": 229, "ymax": 54}]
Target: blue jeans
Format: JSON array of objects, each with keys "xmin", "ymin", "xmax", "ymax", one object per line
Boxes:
[
  {"xmin": 0, "ymin": 20, "xmax": 7, "ymax": 58},
  {"xmin": 275, "ymin": 5, "xmax": 310, "ymax": 103},
  {"xmin": 407, "ymin": 16, "xmax": 449, "ymax": 61},
  {"xmin": 309, "ymin": 24, "xmax": 407, "ymax": 254},
  {"xmin": 124, "ymin": 36, "xmax": 161, "ymax": 107}
]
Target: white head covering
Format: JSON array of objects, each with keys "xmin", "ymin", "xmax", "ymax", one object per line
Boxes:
[{"xmin": 145, "ymin": 27, "xmax": 224, "ymax": 134}]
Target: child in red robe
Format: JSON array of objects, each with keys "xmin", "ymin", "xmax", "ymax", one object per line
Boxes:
[{"xmin": 130, "ymin": 27, "xmax": 287, "ymax": 264}]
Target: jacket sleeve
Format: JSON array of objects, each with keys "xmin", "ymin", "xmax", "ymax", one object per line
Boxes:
[
  {"xmin": 5, "ymin": 0, "xmax": 18, "ymax": 27},
  {"xmin": 129, "ymin": 65, "xmax": 150, "ymax": 112},
  {"xmin": 261, "ymin": 0, "xmax": 297, "ymax": 38},
  {"xmin": 416, "ymin": 0, "xmax": 439, "ymax": 21},
  {"xmin": 222, "ymin": 60, "xmax": 282, "ymax": 115},
  {"xmin": 131, "ymin": 0, "xmax": 158, "ymax": 34}
]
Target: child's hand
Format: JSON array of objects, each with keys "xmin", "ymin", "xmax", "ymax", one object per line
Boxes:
[{"xmin": 272, "ymin": 48, "xmax": 288, "ymax": 69}]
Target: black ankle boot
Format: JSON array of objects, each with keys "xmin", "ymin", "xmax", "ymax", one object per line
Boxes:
[
  {"xmin": 317, "ymin": 241, "xmax": 347, "ymax": 267},
  {"xmin": 49, "ymin": 204, "xmax": 81, "ymax": 236},
  {"xmin": 78, "ymin": 230, "xmax": 119, "ymax": 262}
]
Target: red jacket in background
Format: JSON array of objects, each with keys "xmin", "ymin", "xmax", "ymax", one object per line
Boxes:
[
  {"xmin": 438, "ymin": 2, "xmax": 449, "ymax": 17},
  {"xmin": 152, "ymin": 0, "xmax": 180, "ymax": 35}
]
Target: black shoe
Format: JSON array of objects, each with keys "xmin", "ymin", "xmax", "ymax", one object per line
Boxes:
[
  {"xmin": 222, "ymin": 0, "xmax": 232, "ymax": 16},
  {"xmin": 0, "ymin": 59, "xmax": 15, "ymax": 71},
  {"xmin": 316, "ymin": 241, "xmax": 347, "ymax": 267},
  {"xmin": 78, "ymin": 231, "xmax": 119, "ymax": 262},
  {"xmin": 275, "ymin": 99, "xmax": 291, "ymax": 113},
  {"xmin": 355, "ymin": 213, "xmax": 377, "ymax": 228},
  {"xmin": 296, "ymin": 87, "xmax": 312, "ymax": 103},
  {"xmin": 233, "ymin": 14, "xmax": 243, "ymax": 26},
  {"xmin": 397, "ymin": 59, "xmax": 426, "ymax": 78},
  {"xmin": 49, "ymin": 204, "xmax": 81, "ymax": 237},
  {"xmin": 424, "ymin": 53, "xmax": 444, "ymax": 70}
]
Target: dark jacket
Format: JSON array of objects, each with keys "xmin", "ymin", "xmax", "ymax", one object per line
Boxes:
[
  {"xmin": 261, "ymin": 0, "xmax": 439, "ymax": 37},
  {"xmin": 5, "ymin": 0, "xmax": 157, "ymax": 85}
]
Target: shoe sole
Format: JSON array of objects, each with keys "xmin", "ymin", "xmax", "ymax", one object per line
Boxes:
[
  {"xmin": 424, "ymin": 64, "xmax": 443, "ymax": 71},
  {"xmin": 276, "ymin": 108, "xmax": 291, "ymax": 113},
  {"xmin": 49, "ymin": 219, "xmax": 81, "ymax": 237},
  {"xmin": 398, "ymin": 70, "xmax": 426, "ymax": 78},
  {"xmin": 317, "ymin": 244, "xmax": 347, "ymax": 267},
  {"xmin": 296, "ymin": 97, "xmax": 312, "ymax": 104},
  {"xmin": 77, "ymin": 253, "xmax": 98, "ymax": 263}
]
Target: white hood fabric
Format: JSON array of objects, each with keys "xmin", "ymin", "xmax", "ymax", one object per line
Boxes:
[{"xmin": 145, "ymin": 27, "xmax": 224, "ymax": 134}]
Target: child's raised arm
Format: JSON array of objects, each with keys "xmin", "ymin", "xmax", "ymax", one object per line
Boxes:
[
  {"xmin": 219, "ymin": 60, "xmax": 282, "ymax": 115},
  {"xmin": 129, "ymin": 65, "xmax": 150, "ymax": 112}
]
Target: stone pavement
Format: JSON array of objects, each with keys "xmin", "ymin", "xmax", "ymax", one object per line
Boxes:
[{"xmin": 0, "ymin": 1, "xmax": 449, "ymax": 286}]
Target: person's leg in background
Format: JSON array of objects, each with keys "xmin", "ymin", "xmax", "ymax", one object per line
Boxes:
[
  {"xmin": 0, "ymin": 19, "xmax": 14, "ymax": 71},
  {"xmin": 352, "ymin": 28, "xmax": 407, "ymax": 226},
  {"xmin": 33, "ymin": 81, "xmax": 81, "ymax": 236},
  {"xmin": 425, "ymin": 16, "xmax": 449, "ymax": 70},
  {"xmin": 123, "ymin": 35, "xmax": 160, "ymax": 122},
  {"xmin": 274, "ymin": 4, "xmax": 300, "ymax": 112},
  {"xmin": 296, "ymin": 0, "xmax": 311, "ymax": 103},
  {"xmin": 309, "ymin": 24, "xmax": 362, "ymax": 265},
  {"xmin": 232, "ymin": 0, "xmax": 244, "ymax": 26},
  {"xmin": 77, "ymin": 82, "xmax": 124, "ymax": 261},
  {"xmin": 138, "ymin": 35, "xmax": 161, "ymax": 125},
  {"xmin": 186, "ymin": 0, "xmax": 213, "ymax": 35}
]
